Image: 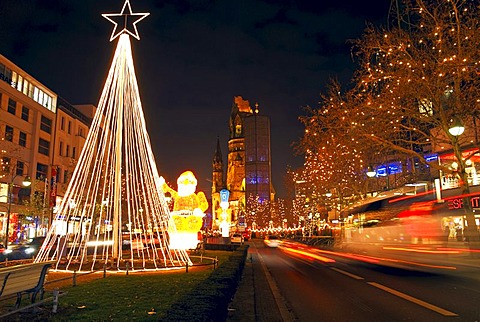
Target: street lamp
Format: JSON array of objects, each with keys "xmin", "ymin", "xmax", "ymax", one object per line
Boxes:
[
  {"xmin": 366, "ymin": 166, "xmax": 376, "ymax": 178},
  {"xmin": 448, "ymin": 117, "xmax": 465, "ymax": 136},
  {"xmin": 4, "ymin": 174, "xmax": 31, "ymax": 249}
]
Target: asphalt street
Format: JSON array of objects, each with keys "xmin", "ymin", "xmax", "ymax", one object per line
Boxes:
[{"xmin": 228, "ymin": 239, "xmax": 480, "ymax": 321}]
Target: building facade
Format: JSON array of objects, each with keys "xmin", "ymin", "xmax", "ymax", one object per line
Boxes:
[{"xmin": 0, "ymin": 54, "xmax": 92, "ymax": 242}]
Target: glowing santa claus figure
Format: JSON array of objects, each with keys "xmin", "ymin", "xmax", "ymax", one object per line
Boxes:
[{"xmin": 159, "ymin": 171, "xmax": 208, "ymax": 250}]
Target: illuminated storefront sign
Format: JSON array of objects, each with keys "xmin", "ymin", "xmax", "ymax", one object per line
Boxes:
[
  {"xmin": 447, "ymin": 196, "xmax": 480, "ymax": 210},
  {"xmin": 425, "ymin": 154, "xmax": 439, "ymax": 162},
  {"xmin": 376, "ymin": 162, "xmax": 402, "ymax": 177}
]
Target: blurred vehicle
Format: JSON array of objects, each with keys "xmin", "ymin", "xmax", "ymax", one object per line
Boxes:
[
  {"xmin": 231, "ymin": 233, "xmax": 243, "ymax": 244},
  {"xmin": 122, "ymin": 233, "xmax": 165, "ymax": 250},
  {"xmin": 4, "ymin": 237, "xmax": 46, "ymax": 260},
  {"xmin": 0, "ymin": 244, "xmax": 6, "ymax": 261},
  {"xmin": 241, "ymin": 231, "xmax": 251, "ymax": 241},
  {"xmin": 264, "ymin": 235, "xmax": 280, "ymax": 248}
]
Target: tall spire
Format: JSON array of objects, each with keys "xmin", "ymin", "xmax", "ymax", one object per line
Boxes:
[{"xmin": 213, "ymin": 136, "xmax": 223, "ymax": 165}]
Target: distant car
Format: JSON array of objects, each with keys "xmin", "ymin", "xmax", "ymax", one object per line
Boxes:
[
  {"xmin": 230, "ymin": 233, "xmax": 243, "ymax": 244},
  {"xmin": 264, "ymin": 235, "xmax": 280, "ymax": 248},
  {"xmin": 241, "ymin": 231, "xmax": 251, "ymax": 241}
]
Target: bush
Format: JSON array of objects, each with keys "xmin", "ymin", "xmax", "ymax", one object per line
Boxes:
[{"xmin": 162, "ymin": 245, "xmax": 249, "ymax": 321}]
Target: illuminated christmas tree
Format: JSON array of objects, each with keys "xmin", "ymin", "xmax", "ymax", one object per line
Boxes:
[{"xmin": 36, "ymin": 0, "xmax": 190, "ymax": 271}]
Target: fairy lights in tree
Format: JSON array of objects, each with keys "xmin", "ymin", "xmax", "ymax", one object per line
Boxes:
[
  {"xmin": 298, "ymin": 1, "xmax": 480, "ymax": 241},
  {"xmin": 35, "ymin": 0, "xmax": 190, "ymax": 271}
]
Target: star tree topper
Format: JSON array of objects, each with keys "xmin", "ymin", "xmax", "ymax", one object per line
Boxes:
[{"xmin": 102, "ymin": 0, "xmax": 150, "ymax": 41}]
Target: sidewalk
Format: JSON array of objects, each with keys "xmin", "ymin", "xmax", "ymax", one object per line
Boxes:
[{"xmin": 227, "ymin": 241, "xmax": 292, "ymax": 322}]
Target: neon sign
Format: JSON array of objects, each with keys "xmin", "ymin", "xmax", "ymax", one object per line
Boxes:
[
  {"xmin": 447, "ymin": 196, "xmax": 480, "ymax": 210},
  {"xmin": 425, "ymin": 154, "xmax": 438, "ymax": 162}
]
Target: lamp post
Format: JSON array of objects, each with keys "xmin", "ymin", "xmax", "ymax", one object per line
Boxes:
[
  {"xmin": 4, "ymin": 174, "xmax": 31, "ymax": 249},
  {"xmin": 366, "ymin": 166, "xmax": 377, "ymax": 197},
  {"xmin": 448, "ymin": 117, "xmax": 469, "ymax": 234}
]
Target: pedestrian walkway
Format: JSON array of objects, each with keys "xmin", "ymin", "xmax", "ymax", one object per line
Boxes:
[{"xmin": 227, "ymin": 241, "xmax": 293, "ymax": 322}]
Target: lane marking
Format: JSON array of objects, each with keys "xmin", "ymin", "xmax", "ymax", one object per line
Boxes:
[
  {"xmin": 368, "ymin": 282, "xmax": 458, "ymax": 317},
  {"xmin": 329, "ymin": 267, "xmax": 364, "ymax": 280}
]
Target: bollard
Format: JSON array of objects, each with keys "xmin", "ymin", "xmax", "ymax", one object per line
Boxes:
[
  {"xmin": 214, "ymin": 257, "xmax": 217, "ymax": 270},
  {"xmin": 52, "ymin": 288, "xmax": 59, "ymax": 313},
  {"xmin": 185, "ymin": 261, "xmax": 189, "ymax": 273},
  {"xmin": 103, "ymin": 264, "xmax": 107, "ymax": 278},
  {"xmin": 126, "ymin": 262, "xmax": 130, "ymax": 276},
  {"xmin": 73, "ymin": 270, "xmax": 77, "ymax": 287}
]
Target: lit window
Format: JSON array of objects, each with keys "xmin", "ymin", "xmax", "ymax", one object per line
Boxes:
[
  {"xmin": 17, "ymin": 75, "xmax": 23, "ymax": 91},
  {"xmin": 38, "ymin": 90, "xmax": 44, "ymax": 105},
  {"xmin": 11, "ymin": 71, "xmax": 17, "ymax": 88},
  {"xmin": 46, "ymin": 96, "xmax": 52, "ymax": 110},
  {"xmin": 27, "ymin": 83, "xmax": 34, "ymax": 98},
  {"xmin": 22, "ymin": 80, "xmax": 29, "ymax": 95},
  {"xmin": 33, "ymin": 87, "xmax": 39, "ymax": 102}
]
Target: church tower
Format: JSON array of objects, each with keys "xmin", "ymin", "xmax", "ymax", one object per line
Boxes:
[
  {"xmin": 212, "ymin": 95, "xmax": 274, "ymax": 230},
  {"xmin": 211, "ymin": 137, "xmax": 224, "ymax": 224}
]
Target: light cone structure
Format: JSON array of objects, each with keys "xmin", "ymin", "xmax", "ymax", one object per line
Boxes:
[{"xmin": 35, "ymin": 33, "xmax": 190, "ymax": 271}]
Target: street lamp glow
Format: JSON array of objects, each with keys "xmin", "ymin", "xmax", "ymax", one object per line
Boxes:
[
  {"xmin": 366, "ymin": 167, "xmax": 376, "ymax": 178},
  {"xmin": 448, "ymin": 118, "xmax": 465, "ymax": 136},
  {"xmin": 22, "ymin": 176, "xmax": 32, "ymax": 187}
]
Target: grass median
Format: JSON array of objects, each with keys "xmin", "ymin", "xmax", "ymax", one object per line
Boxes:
[{"xmin": 4, "ymin": 250, "xmax": 241, "ymax": 321}]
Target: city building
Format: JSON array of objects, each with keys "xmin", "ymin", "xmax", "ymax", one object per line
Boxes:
[
  {"xmin": 0, "ymin": 54, "xmax": 92, "ymax": 242},
  {"xmin": 211, "ymin": 96, "xmax": 274, "ymax": 231}
]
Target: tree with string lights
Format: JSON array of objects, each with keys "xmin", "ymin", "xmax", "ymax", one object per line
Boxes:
[
  {"xmin": 350, "ymin": 0, "xmax": 480, "ymax": 245},
  {"xmin": 297, "ymin": 81, "xmax": 379, "ymax": 214},
  {"xmin": 300, "ymin": 0, "xmax": 480, "ymax": 245}
]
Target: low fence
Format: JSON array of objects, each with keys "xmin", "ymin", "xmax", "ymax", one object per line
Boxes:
[{"xmin": 0, "ymin": 255, "xmax": 219, "ymax": 317}]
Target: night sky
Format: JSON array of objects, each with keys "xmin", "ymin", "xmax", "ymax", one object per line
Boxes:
[{"xmin": 0, "ymin": 0, "xmax": 390, "ymax": 198}]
